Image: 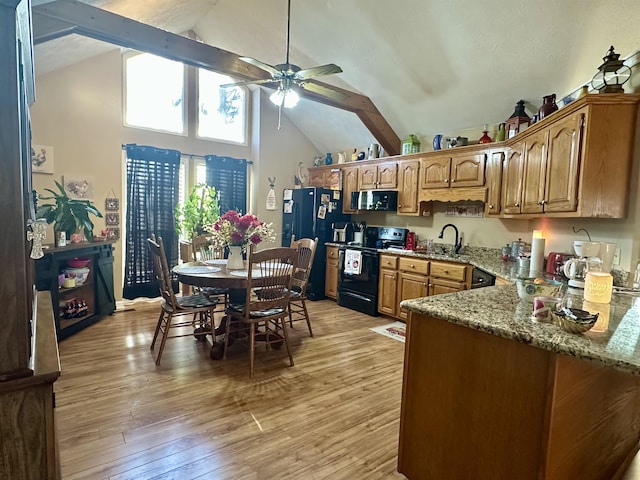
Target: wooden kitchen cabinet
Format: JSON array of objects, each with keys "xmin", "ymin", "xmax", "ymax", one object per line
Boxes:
[
  {"xmin": 341, "ymin": 165, "xmax": 359, "ymax": 214},
  {"xmin": 378, "ymin": 256, "xmax": 399, "ymax": 316},
  {"xmin": 428, "ymin": 261, "xmax": 471, "ymax": 296},
  {"xmin": 325, "ymin": 245, "xmax": 339, "ymax": 299},
  {"xmin": 521, "ymin": 128, "xmax": 550, "ymax": 214},
  {"xmin": 396, "ymin": 257, "xmax": 430, "ymax": 320},
  {"xmin": 485, "ymin": 150, "xmax": 504, "ymax": 216},
  {"xmin": 420, "ymin": 151, "xmax": 486, "ymax": 189},
  {"xmin": 358, "ymin": 161, "xmax": 397, "ymax": 189},
  {"xmin": 499, "ymin": 96, "xmax": 638, "ymax": 218},
  {"xmin": 397, "ymin": 159, "xmax": 420, "ymax": 215},
  {"xmin": 308, "ymin": 167, "xmax": 329, "ymax": 187},
  {"xmin": 501, "ymin": 144, "xmax": 525, "ymax": 215}
]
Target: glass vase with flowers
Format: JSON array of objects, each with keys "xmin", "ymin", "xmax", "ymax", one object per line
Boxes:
[{"xmin": 204, "ymin": 210, "xmax": 276, "ymax": 269}]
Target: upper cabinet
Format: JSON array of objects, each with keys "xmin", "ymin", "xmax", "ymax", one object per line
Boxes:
[
  {"xmin": 420, "ymin": 151, "xmax": 486, "ymax": 189},
  {"xmin": 306, "ymin": 94, "xmax": 639, "ymax": 220},
  {"xmin": 358, "ymin": 160, "xmax": 398, "ymax": 189},
  {"xmin": 500, "ymin": 95, "xmax": 639, "ymax": 219},
  {"xmin": 341, "ymin": 165, "xmax": 359, "ymax": 214},
  {"xmin": 397, "ymin": 159, "xmax": 420, "ymax": 215}
]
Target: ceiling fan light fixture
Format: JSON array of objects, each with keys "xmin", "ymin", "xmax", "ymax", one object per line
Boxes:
[{"xmin": 270, "ymin": 85, "xmax": 300, "ymax": 108}]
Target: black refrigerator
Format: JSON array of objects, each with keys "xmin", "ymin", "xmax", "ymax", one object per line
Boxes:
[{"xmin": 282, "ymin": 187, "xmax": 350, "ymax": 300}]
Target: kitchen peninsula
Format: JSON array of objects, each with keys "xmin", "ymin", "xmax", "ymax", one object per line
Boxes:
[{"xmin": 398, "ymin": 286, "xmax": 640, "ymax": 480}]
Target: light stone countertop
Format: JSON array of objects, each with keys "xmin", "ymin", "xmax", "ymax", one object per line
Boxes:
[{"xmin": 401, "ymin": 285, "xmax": 640, "ymax": 376}]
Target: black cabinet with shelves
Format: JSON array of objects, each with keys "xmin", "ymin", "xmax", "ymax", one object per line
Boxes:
[{"xmin": 35, "ymin": 241, "xmax": 116, "ymax": 340}]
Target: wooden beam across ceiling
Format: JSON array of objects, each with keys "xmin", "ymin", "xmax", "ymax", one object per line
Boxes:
[{"xmin": 32, "ymin": 0, "xmax": 400, "ymax": 155}]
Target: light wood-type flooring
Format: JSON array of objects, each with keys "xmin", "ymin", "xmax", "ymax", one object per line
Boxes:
[{"xmin": 55, "ymin": 299, "xmax": 408, "ymax": 480}]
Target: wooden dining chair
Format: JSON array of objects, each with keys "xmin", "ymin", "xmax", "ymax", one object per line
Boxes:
[
  {"xmin": 147, "ymin": 235, "xmax": 221, "ymax": 365},
  {"xmin": 223, "ymin": 245, "xmax": 298, "ymax": 377},
  {"xmin": 288, "ymin": 235, "xmax": 318, "ymax": 336},
  {"xmin": 190, "ymin": 233, "xmax": 229, "ymax": 308},
  {"xmin": 192, "ymin": 233, "xmax": 225, "ymax": 262}
]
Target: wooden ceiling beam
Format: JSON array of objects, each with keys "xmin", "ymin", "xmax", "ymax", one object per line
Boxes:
[{"xmin": 32, "ymin": 0, "xmax": 400, "ymax": 155}]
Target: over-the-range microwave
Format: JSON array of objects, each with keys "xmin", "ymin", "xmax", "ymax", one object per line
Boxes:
[{"xmin": 350, "ymin": 190, "xmax": 398, "ymax": 211}]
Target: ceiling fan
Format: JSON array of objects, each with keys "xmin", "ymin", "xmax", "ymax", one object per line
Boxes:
[{"xmin": 220, "ymin": 0, "xmax": 343, "ymax": 110}]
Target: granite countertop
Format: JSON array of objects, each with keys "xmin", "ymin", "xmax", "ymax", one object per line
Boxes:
[{"xmin": 402, "ymin": 285, "xmax": 640, "ymax": 376}]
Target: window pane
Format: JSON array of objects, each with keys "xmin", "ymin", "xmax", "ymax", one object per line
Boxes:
[
  {"xmin": 125, "ymin": 53, "xmax": 184, "ymax": 134},
  {"xmin": 198, "ymin": 70, "xmax": 246, "ymax": 144}
]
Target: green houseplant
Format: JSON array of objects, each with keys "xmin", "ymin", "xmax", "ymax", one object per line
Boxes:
[
  {"xmin": 36, "ymin": 180, "xmax": 103, "ymax": 242},
  {"xmin": 175, "ymin": 183, "xmax": 220, "ymax": 240}
]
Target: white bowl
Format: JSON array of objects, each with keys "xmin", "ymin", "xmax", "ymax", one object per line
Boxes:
[{"xmin": 62, "ymin": 266, "xmax": 90, "ymax": 285}]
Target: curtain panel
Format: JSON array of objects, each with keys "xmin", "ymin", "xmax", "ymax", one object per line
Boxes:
[
  {"xmin": 123, "ymin": 144, "xmax": 181, "ymax": 299},
  {"xmin": 204, "ymin": 155, "xmax": 248, "ymax": 215}
]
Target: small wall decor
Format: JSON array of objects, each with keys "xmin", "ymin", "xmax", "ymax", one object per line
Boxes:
[
  {"xmin": 105, "ymin": 213, "xmax": 120, "ymax": 226},
  {"xmin": 266, "ymin": 177, "xmax": 276, "ymax": 210},
  {"xmin": 106, "ymin": 227, "xmax": 120, "ymax": 240},
  {"xmin": 105, "ymin": 188, "xmax": 119, "ymax": 211},
  {"xmin": 31, "ymin": 144, "xmax": 54, "ymax": 174},
  {"xmin": 63, "ymin": 175, "xmax": 94, "ymax": 200}
]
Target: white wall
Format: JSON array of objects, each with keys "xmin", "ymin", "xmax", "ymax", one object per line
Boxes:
[{"xmin": 30, "ymin": 49, "xmax": 321, "ymax": 300}]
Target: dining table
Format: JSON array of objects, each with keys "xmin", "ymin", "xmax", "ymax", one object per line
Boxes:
[{"xmin": 172, "ymin": 259, "xmax": 291, "ymax": 359}]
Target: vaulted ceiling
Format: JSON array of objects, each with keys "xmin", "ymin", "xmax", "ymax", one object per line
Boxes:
[{"xmin": 32, "ymin": 0, "xmax": 640, "ymax": 155}]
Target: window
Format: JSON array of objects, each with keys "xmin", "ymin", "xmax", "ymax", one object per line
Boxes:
[
  {"xmin": 198, "ymin": 69, "xmax": 246, "ymax": 144},
  {"xmin": 124, "ymin": 53, "xmax": 185, "ymax": 134}
]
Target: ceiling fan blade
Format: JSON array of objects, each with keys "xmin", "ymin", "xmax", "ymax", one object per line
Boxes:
[
  {"xmin": 220, "ymin": 78, "xmax": 278, "ymax": 89},
  {"xmin": 239, "ymin": 56, "xmax": 281, "ymax": 77},
  {"xmin": 300, "ymin": 81, "xmax": 346, "ymax": 102},
  {"xmin": 294, "ymin": 64, "xmax": 343, "ymax": 80}
]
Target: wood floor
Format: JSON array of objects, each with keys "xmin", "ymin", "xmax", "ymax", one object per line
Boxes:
[{"xmin": 55, "ymin": 299, "xmax": 408, "ymax": 480}]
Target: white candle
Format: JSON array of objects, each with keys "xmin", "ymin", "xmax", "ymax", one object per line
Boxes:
[{"xmin": 529, "ymin": 230, "xmax": 545, "ymax": 276}]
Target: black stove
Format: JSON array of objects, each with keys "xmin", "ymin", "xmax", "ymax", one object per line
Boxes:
[{"xmin": 337, "ymin": 227, "xmax": 408, "ymax": 316}]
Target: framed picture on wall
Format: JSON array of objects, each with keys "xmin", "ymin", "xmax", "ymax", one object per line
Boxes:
[
  {"xmin": 31, "ymin": 144, "xmax": 54, "ymax": 174},
  {"xmin": 63, "ymin": 175, "xmax": 94, "ymax": 200},
  {"xmin": 105, "ymin": 197, "xmax": 119, "ymax": 211},
  {"xmin": 106, "ymin": 227, "xmax": 120, "ymax": 240},
  {"xmin": 105, "ymin": 213, "xmax": 119, "ymax": 226}
]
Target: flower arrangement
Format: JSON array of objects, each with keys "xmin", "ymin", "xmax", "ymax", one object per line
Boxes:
[{"xmin": 205, "ymin": 210, "xmax": 275, "ymax": 251}]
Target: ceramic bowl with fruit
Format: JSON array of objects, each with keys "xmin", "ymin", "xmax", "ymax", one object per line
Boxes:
[{"xmin": 516, "ymin": 276, "xmax": 564, "ymax": 303}]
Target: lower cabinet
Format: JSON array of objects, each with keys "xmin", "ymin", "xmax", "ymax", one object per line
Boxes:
[
  {"xmin": 428, "ymin": 261, "xmax": 471, "ymax": 296},
  {"xmin": 378, "ymin": 254, "xmax": 471, "ymax": 318},
  {"xmin": 325, "ymin": 245, "xmax": 339, "ymax": 299},
  {"xmin": 35, "ymin": 241, "xmax": 116, "ymax": 340}
]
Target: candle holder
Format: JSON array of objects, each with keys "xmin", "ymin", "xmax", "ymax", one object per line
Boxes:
[{"xmin": 583, "ymin": 271, "xmax": 613, "ymax": 303}]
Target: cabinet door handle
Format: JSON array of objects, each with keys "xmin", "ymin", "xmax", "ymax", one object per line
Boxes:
[
  {"xmin": 514, "ymin": 203, "xmax": 520, "ymax": 207},
  {"xmin": 451, "ymin": 179, "xmax": 456, "ymax": 183},
  {"xmin": 444, "ymin": 179, "xmax": 449, "ymax": 183},
  {"xmin": 444, "ymin": 269, "xmax": 449, "ymax": 273},
  {"xmin": 488, "ymin": 204, "xmax": 494, "ymax": 209}
]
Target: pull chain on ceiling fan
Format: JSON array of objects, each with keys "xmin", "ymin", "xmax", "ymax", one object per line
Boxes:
[{"xmin": 221, "ymin": 0, "xmax": 342, "ymax": 122}]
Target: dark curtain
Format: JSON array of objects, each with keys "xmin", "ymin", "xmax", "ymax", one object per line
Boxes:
[
  {"xmin": 204, "ymin": 155, "xmax": 248, "ymax": 214},
  {"xmin": 123, "ymin": 144, "xmax": 181, "ymax": 299}
]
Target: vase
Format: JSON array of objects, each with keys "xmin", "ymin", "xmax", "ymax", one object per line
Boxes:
[
  {"xmin": 538, "ymin": 94, "xmax": 558, "ymax": 120},
  {"xmin": 496, "ymin": 123, "xmax": 506, "ymax": 142},
  {"xmin": 227, "ymin": 245, "xmax": 244, "ymax": 270},
  {"xmin": 478, "ymin": 124, "xmax": 492, "ymax": 144},
  {"xmin": 432, "ymin": 134, "xmax": 443, "ymax": 150}
]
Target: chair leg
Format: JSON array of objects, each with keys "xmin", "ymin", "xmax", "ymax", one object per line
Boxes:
[
  {"xmin": 301, "ymin": 299, "xmax": 313, "ymax": 337},
  {"xmin": 279, "ymin": 316, "xmax": 294, "ymax": 367},
  {"xmin": 222, "ymin": 314, "xmax": 233, "ymax": 360},
  {"xmin": 155, "ymin": 311, "xmax": 174, "ymax": 366},
  {"xmin": 150, "ymin": 308, "xmax": 165, "ymax": 350},
  {"xmin": 249, "ymin": 321, "xmax": 256, "ymax": 378}
]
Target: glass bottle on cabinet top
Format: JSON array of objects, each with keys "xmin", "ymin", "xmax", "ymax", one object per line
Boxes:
[{"xmin": 478, "ymin": 124, "xmax": 492, "ymax": 144}]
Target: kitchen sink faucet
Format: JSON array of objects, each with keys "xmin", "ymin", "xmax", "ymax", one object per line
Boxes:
[{"xmin": 438, "ymin": 224, "xmax": 464, "ymax": 254}]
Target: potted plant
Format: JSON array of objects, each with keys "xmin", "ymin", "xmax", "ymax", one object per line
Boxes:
[
  {"xmin": 36, "ymin": 180, "xmax": 103, "ymax": 242},
  {"xmin": 175, "ymin": 183, "xmax": 220, "ymax": 240}
]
